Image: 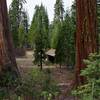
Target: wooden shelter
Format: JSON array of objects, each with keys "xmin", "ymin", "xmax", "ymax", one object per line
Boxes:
[{"xmin": 46, "ymin": 49, "xmax": 55, "ymax": 63}]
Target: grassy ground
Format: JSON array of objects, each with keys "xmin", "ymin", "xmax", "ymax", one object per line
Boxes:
[{"xmin": 16, "ymin": 50, "xmax": 76, "ymax": 100}]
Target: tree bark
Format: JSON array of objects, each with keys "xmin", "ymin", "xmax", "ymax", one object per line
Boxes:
[
  {"xmin": 0, "ymin": 0, "xmax": 19, "ymax": 77},
  {"xmin": 76, "ymin": 0, "xmax": 97, "ymax": 84}
]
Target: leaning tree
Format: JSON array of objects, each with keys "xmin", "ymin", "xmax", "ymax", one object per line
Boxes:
[
  {"xmin": 0, "ymin": 0, "xmax": 19, "ymax": 77},
  {"xmin": 76, "ymin": 0, "xmax": 97, "ymax": 84}
]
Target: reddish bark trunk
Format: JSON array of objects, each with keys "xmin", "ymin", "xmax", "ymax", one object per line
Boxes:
[
  {"xmin": 0, "ymin": 0, "xmax": 19, "ymax": 77},
  {"xmin": 76, "ymin": 0, "xmax": 97, "ymax": 84}
]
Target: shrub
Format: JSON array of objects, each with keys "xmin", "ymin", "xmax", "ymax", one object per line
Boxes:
[
  {"xmin": 72, "ymin": 53, "xmax": 100, "ymax": 100},
  {"xmin": 0, "ymin": 71, "xmax": 19, "ymax": 99},
  {"xmin": 0, "ymin": 68, "xmax": 59, "ymax": 100},
  {"xmin": 16, "ymin": 68, "xmax": 59, "ymax": 99}
]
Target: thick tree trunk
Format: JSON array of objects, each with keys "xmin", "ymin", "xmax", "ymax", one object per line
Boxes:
[
  {"xmin": 76, "ymin": 0, "xmax": 97, "ymax": 84},
  {"xmin": 0, "ymin": 0, "xmax": 19, "ymax": 77}
]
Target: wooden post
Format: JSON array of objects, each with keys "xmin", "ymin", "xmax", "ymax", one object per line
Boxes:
[
  {"xmin": 0, "ymin": 0, "xmax": 19, "ymax": 77},
  {"xmin": 76, "ymin": 0, "xmax": 97, "ymax": 84}
]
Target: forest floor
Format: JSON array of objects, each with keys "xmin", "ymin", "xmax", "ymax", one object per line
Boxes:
[{"xmin": 16, "ymin": 51, "xmax": 76, "ymax": 100}]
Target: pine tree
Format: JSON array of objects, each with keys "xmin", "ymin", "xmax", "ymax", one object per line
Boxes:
[
  {"xmin": 34, "ymin": 6, "xmax": 44, "ymax": 70},
  {"xmin": 71, "ymin": 1, "xmax": 76, "ymax": 28},
  {"xmin": 55, "ymin": 22, "xmax": 67, "ymax": 68},
  {"xmin": 51, "ymin": 22, "xmax": 60, "ymax": 48},
  {"xmin": 55, "ymin": 10, "xmax": 75, "ymax": 69},
  {"xmin": 29, "ymin": 5, "xmax": 49, "ymax": 70},
  {"xmin": 18, "ymin": 24, "xmax": 25, "ymax": 48},
  {"xmin": 9, "ymin": 0, "xmax": 26, "ymax": 47},
  {"xmin": 54, "ymin": 0, "xmax": 64, "ymax": 21},
  {"xmin": 28, "ymin": 6, "xmax": 40, "ymax": 48},
  {"xmin": 40, "ymin": 5, "xmax": 49, "ymax": 48},
  {"xmin": 64, "ymin": 10, "xmax": 75, "ymax": 68},
  {"xmin": 29, "ymin": 5, "xmax": 49, "ymax": 49},
  {"xmin": 51, "ymin": 0, "xmax": 64, "ymax": 48},
  {"xmin": 21, "ymin": 10, "xmax": 29, "ymax": 47}
]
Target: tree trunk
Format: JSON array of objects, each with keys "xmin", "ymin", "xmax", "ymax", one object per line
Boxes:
[
  {"xmin": 40, "ymin": 50, "xmax": 43, "ymax": 70},
  {"xmin": 76, "ymin": 0, "xmax": 97, "ymax": 84},
  {"xmin": 0, "ymin": 0, "xmax": 19, "ymax": 77}
]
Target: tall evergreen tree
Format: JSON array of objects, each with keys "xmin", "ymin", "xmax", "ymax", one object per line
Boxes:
[
  {"xmin": 9, "ymin": 0, "xmax": 26, "ymax": 47},
  {"xmin": 29, "ymin": 5, "xmax": 49, "ymax": 49},
  {"xmin": 55, "ymin": 10, "xmax": 75, "ymax": 68},
  {"xmin": 28, "ymin": 6, "xmax": 40, "ymax": 48},
  {"xmin": 21, "ymin": 10, "xmax": 29, "ymax": 47},
  {"xmin": 54, "ymin": 0, "xmax": 64, "ymax": 21},
  {"xmin": 18, "ymin": 24, "xmax": 25, "ymax": 48},
  {"xmin": 40, "ymin": 5, "xmax": 49, "ymax": 48},
  {"xmin": 71, "ymin": 1, "xmax": 76, "ymax": 28},
  {"xmin": 64, "ymin": 10, "xmax": 75, "ymax": 67},
  {"xmin": 34, "ymin": 6, "xmax": 44, "ymax": 70},
  {"xmin": 29, "ymin": 5, "xmax": 49, "ymax": 70},
  {"xmin": 21, "ymin": 10, "xmax": 29, "ymax": 34},
  {"xmin": 55, "ymin": 22, "xmax": 67, "ymax": 68},
  {"xmin": 51, "ymin": 0, "xmax": 64, "ymax": 48},
  {"xmin": 51, "ymin": 22, "xmax": 60, "ymax": 48}
]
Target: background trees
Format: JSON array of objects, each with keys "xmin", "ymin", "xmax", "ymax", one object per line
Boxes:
[
  {"xmin": 0, "ymin": 0, "xmax": 99, "ymax": 99},
  {"xmin": 64, "ymin": 10, "xmax": 75, "ymax": 68},
  {"xmin": 29, "ymin": 4, "xmax": 49, "ymax": 69},
  {"xmin": 54, "ymin": 0, "xmax": 76, "ymax": 68},
  {"xmin": 9, "ymin": 0, "xmax": 28, "ymax": 48},
  {"xmin": 51, "ymin": 0, "xmax": 64, "ymax": 48},
  {"xmin": 55, "ymin": 22, "xmax": 67, "ymax": 68},
  {"xmin": 18, "ymin": 24, "xmax": 25, "ymax": 48},
  {"xmin": 55, "ymin": 10, "xmax": 75, "ymax": 68}
]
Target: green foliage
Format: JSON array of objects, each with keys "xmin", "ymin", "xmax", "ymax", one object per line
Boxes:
[
  {"xmin": 18, "ymin": 24, "xmax": 25, "ymax": 48},
  {"xmin": 16, "ymin": 68, "xmax": 59, "ymax": 99},
  {"xmin": 21, "ymin": 11, "xmax": 29, "ymax": 47},
  {"xmin": 16, "ymin": 69, "xmax": 45, "ymax": 98},
  {"xmin": 72, "ymin": 53, "xmax": 100, "ymax": 100},
  {"xmin": 41, "ymin": 91, "xmax": 59, "ymax": 100},
  {"xmin": 41, "ymin": 69, "xmax": 60, "ymax": 100},
  {"xmin": 54, "ymin": 0, "xmax": 64, "ymax": 21},
  {"xmin": 55, "ymin": 22, "xmax": 67, "ymax": 66},
  {"xmin": 29, "ymin": 4, "xmax": 49, "ymax": 67},
  {"xmin": 50, "ymin": 1, "xmax": 75, "ymax": 67},
  {"xmin": 28, "ymin": 4, "xmax": 49, "ymax": 48},
  {"xmin": 55, "ymin": 10, "xmax": 75, "ymax": 68},
  {"xmin": 51, "ymin": 22, "xmax": 61, "ymax": 48},
  {"xmin": 71, "ymin": 0, "xmax": 76, "ymax": 27},
  {"xmin": 64, "ymin": 10, "xmax": 75, "ymax": 67},
  {"xmin": 50, "ymin": 0, "xmax": 64, "ymax": 49},
  {"xmin": 9, "ymin": 0, "xmax": 28, "ymax": 48},
  {"xmin": 0, "ymin": 71, "xmax": 19, "ymax": 99}
]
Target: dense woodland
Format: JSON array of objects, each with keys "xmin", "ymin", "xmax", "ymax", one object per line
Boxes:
[{"xmin": 0, "ymin": 0, "xmax": 100, "ymax": 100}]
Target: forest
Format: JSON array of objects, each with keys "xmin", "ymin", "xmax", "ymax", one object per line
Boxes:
[{"xmin": 0, "ymin": 0, "xmax": 100, "ymax": 100}]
